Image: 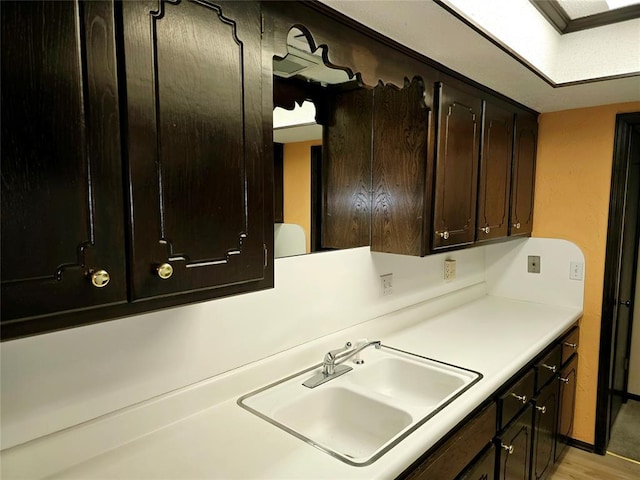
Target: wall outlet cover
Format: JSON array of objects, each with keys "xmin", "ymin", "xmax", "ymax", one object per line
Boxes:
[
  {"xmin": 528, "ymin": 255, "xmax": 541, "ymax": 274},
  {"xmin": 381, "ymin": 273, "xmax": 393, "ymax": 295},
  {"xmin": 444, "ymin": 259, "xmax": 456, "ymax": 281}
]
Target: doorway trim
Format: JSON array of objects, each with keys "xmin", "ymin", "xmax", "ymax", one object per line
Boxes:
[{"xmin": 595, "ymin": 112, "xmax": 640, "ymax": 454}]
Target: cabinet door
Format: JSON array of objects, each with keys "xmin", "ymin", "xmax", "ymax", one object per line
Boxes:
[
  {"xmin": 121, "ymin": 1, "xmax": 270, "ymax": 300},
  {"xmin": 532, "ymin": 379, "xmax": 559, "ymax": 480},
  {"xmin": 1, "ymin": 1, "xmax": 126, "ymax": 325},
  {"xmin": 497, "ymin": 405, "xmax": 532, "ymax": 480},
  {"xmin": 372, "ymin": 78, "xmax": 430, "ymax": 256},
  {"xmin": 432, "ymin": 83, "xmax": 482, "ymax": 249},
  {"xmin": 323, "ymin": 87, "xmax": 373, "ymax": 249},
  {"xmin": 477, "ymin": 103, "xmax": 513, "ymax": 242},
  {"xmin": 510, "ymin": 112, "xmax": 537, "ymax": 236},
  {"xmin": 459, "ymin": 444, "xmax": 496, "ymax": 480},
  {"xmin": 555, "ymin": 354, "xmax": 578, "ymax": 461}
]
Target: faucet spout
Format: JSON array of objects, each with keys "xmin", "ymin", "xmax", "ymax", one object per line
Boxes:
[
  {"xmin": 302, "ymin": 340, "xmax": 382, "ymax": 388},
  {"xmin": 323, "ymin": 340, "xmax": 381, "ymax": 375}
]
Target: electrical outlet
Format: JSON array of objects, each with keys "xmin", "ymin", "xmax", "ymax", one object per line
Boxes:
[
  {"xmin": 570, "ymin": 261, "xmax": 584, "ymax": 280},
  {"xmin": 528, "ymin": 255, "xmax": 541, "ymax": 274},
  {"xmin": 381, "ymin": 273, "xmax": 393, "ymax": 295},
  {"xmin": 444, "ymin": 259, "xmax": 456, "ymax": 281}
]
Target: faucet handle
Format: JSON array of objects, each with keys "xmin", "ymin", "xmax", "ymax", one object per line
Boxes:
[{"xmin": 326, "ymin": 342, "xmax": 353, "ymax": 362}]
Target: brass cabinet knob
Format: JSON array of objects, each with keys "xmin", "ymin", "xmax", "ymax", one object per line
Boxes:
[
  {"xmin": 564, "ymin": 342, "xmax": 577, "ymax": 349},
  {"xmin": 513, "ymin": 222, "xmax": 521, "ymax": 229},
  {"xmin": 157, "ymin": 263, "xmax": 173, "ymax": 280},
  {"xmin": 90, "ymin": 269, "xmax": 110, "ymax": 288},
  {"xmin": 559, "ymin": 377, "xmax": 570, "ymax": 384},
  {"xmin": 536, "ymin": 405, "xmax": 547, "ymax": 414},
  {"xmin": 439, "ymin": 231, "xmax": 450, "ymax": 240},
  {"xmin": 480, "ymin": 226, "xmax": 490, "ymax": 234}
]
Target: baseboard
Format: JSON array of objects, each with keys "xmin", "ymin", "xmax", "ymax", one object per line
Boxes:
[
  {"xmin": 625, "ymin": 392, "xmax": 640, "ymax": 402},
  {"xmin": 567, "ymin": 438, "xmax": 596, "ymax": 453}
]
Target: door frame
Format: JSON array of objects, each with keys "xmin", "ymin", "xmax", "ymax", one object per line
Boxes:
[{"xmin": 595, "ymin": 112, "xmax": 640, "ymax": 454}]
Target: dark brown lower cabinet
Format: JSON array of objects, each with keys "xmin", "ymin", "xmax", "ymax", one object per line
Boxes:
[
  {"xmin": 555, "ymin": 354, "xmax": 578, "ymax": 461},
  {"xmin": 459, "ymin": 444, "xmax": 496, "ymax": 480},
  {"xmin": 496, "ymin": 405, "xmax": 533, "ymax": 480},
  {"xmin": 401, "ymin": 403, "xmax": 496, "ymax": 480},
  {"xmin": 532, "ymin": 379, "xmax": 559, "ymax": 480},
  {"xmin": 399, "ymin": 323, "xmax": 578, "ymax": 480}
]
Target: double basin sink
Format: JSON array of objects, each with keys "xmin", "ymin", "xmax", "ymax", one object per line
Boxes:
[{"xmin": 238, "ymin": 343, "xmax": 482, "ymax": 466}]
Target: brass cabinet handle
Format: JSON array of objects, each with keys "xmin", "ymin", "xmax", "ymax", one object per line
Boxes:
[
  {"xmin": 501, "ymin": 443, "xmax": 514, "ymax": 455},
  {"xmin": 513, "ymin": 222, "xmax": 521, "ymax": 229},
  {"xmin": 511, "ymin": 393, "xmax": 527, "ymax": 404},
  {"xmin": 480, "ymin": 226, "xmax": 491, "ymax": 234},
  {"xmin": 90, "ymin": 269, "xmax": 110, "ymax": 288},
  {"xmin": 157, "ymin": 263, "xmax": 174, "ymax": 280},
  {"xmin": 439, "ymin": 231, "xmax": 450, "ymax": 240},
  {"xmin": 564, "ymin": 342, "xmax": 577, "ymax": 349},
  {"xmin": 536, "ymin": 405, "xmax": 547, "ymax": 414},
  {"xmin": 542, "ymin": 363, "xmax": 557, "ymax": 373},
  {"xmin": 559, "ymin": 377, "xmax": 570, "ymax": 384}
]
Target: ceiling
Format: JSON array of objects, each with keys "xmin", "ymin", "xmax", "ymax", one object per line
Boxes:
[{"xmin": 317, "ymin": 0, "xmax": 640, "ymax": 112}]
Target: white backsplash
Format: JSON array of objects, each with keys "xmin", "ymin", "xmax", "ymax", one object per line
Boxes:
[{"xmin": 0, "ymin": 238, "xmax": 584, "ymax": 451}]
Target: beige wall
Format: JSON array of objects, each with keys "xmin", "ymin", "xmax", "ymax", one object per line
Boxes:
[
  {"xmin": 283, "ymin": 140, "xmax": 322, "ymax": 254},
  {"xmin": 533, "ymin": 101, "xmax": 640, "ymax": 444}
]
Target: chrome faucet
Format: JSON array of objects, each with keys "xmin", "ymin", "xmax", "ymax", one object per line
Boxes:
[{"xmin": 303, "ymin": 340, "xmax": 382, "ymax": 388}]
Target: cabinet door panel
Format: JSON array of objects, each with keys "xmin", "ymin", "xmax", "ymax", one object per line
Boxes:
[
  {"xmin": 533, "ymin": 379, "xmax": 559, "ymax": 480},
  {"xmin": 498, "ymin": 405, "xmax": 532, "ymax": 480},
  {"xmin": 323, "ymin": 88, "xmax": 373, "ymax": 249},
  {"xmin": 122, "ymin": 0, "xmax": 267, "ymax": 300},
  {"xmin": 459, "ymin": 444, "xmax": 496, "ymax": 480},
  {"xmin": 1, "ymin": 0, "xmax": 126, "ymax": 322},
  {"xmin": 510, "ymin": 112, "xmax": 537, "ymax": 236},
  {"xmin": 477, "ymin": 103, "xmax": 513, "ymax": 242},
  {"xmin": 555, "ymin": 354, "xmax": 578, "ymax": 461},
  {"xmin": 432, "ymin": 83, "xmax": 482, "ymax": 249},
  {"xmin": 372, "ymin": 78, "xmax": 430, "ymax": 256}
]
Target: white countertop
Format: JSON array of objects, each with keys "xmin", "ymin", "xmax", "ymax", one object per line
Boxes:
[{"xmin": 5, "ymin": 292, "xmax": 582, "ymax": 479}]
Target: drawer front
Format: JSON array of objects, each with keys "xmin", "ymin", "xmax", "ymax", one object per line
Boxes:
[
  {"xmin": 561, "ymin": 327, "xmax": 579, "ymax": 366},
  {"xmin": 404, "ymin": 402, "xmax": 497, "ymax": 480},
  {"xmin": 499, "ymin": 368, "xmax": 535, "ymax": 431},
  {"xmin": 536, "ymin": 345, "xmax": 561, "ymax": 392}
]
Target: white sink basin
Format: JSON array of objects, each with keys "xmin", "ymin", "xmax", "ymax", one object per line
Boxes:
[
  {"xmin": 348, "ymin": 357, "xmax": 470, "ymax": 406},
  {"xmin": 273, "ymin": 387, "xmax": 413, "ymax": 460},
  {"xmin": 238, "ymin": 344, "xmax": 482, "ymax": 465}
]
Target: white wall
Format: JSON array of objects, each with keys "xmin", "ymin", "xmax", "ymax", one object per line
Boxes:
[
  {"xmin": 627, "ymin": 236, "xmax": 640, "ymax": 396},
  {"xmin": 485, "ymin": 237, "xmax": 585, "ymax": 308},
  {"xmin": 0, "ymin": 246, "xmax": 485, "ymax": 450}
]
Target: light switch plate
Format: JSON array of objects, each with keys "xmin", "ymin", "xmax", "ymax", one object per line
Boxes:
[{"xmin": 570, "ymin": 261, "xmax": 584, "ymax": 281}]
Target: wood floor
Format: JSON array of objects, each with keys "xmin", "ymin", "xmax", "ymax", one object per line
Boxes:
[{"xmin": 550, "ymin": 447, "xmax": 640, "ymax": 480}]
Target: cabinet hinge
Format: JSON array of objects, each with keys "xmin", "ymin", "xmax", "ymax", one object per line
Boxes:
[
  {"xmin": 624, "ymin": 357, "xmax": 629, "ymax": 371},
  {"xmin": 260, "ymin": 14, "xmax": 265, "ymax": 36}
]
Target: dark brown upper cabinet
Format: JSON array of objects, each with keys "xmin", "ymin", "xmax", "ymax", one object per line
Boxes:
[
  {"xmin": 371, "ymin": 78, "xmax": 431, "ymax": 256},
  {"xmin": 432, "ymin": 83, "xmax": 483, "ymax": 250},
  {"xmin": 1, "ymin": 0, "xmax": 273, "ymax": 340},
  {"xmin": 476, "ymin": 102, "xmax": 514, "ymax": 242},
  {"xmin": 121, "ymin": 0, "xmax": 270, "ymax": 300},
  {"xmin": 322, "ymin": 87, "xmax": 374, "ymax": 249},
  {"xmin": 510, "ymin": 112, "xmax": 538, "ymax": 236},
  {"xmin": 1, "ymin": 1, "xmax": 128, "ymax": 322}
]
